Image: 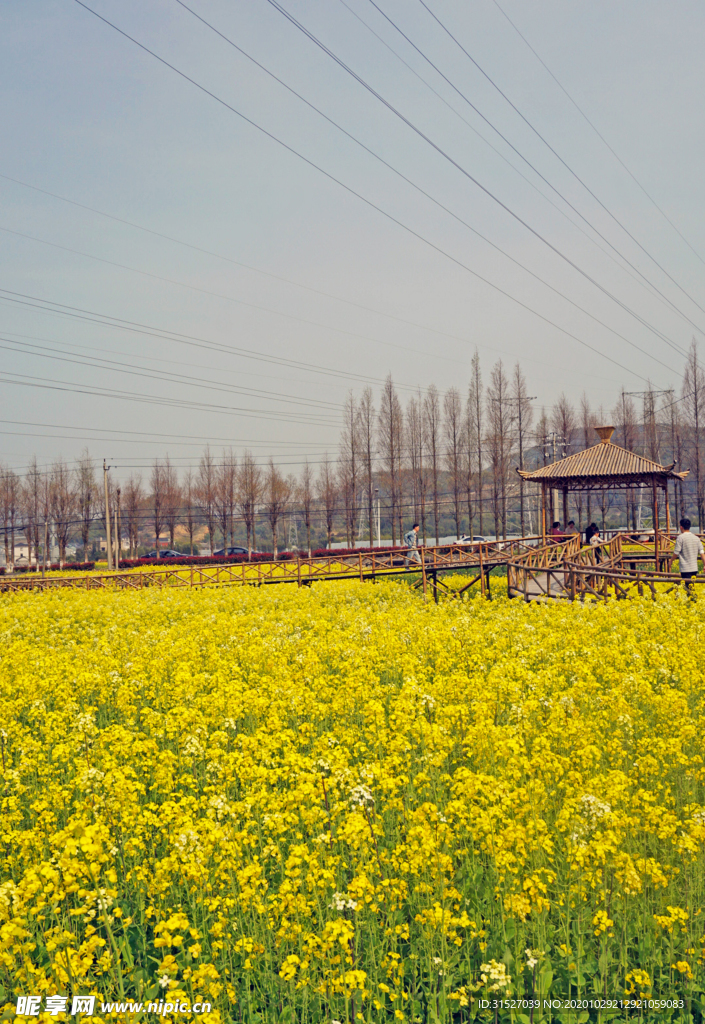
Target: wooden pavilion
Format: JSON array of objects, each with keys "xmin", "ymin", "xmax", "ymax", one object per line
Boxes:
[{"xmin": 517, "ymin": 426, "xmax": 689, "ymax": 561}]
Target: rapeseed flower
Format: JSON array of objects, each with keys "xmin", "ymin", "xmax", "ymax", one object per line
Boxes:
[{"xmin": 1, "ymin": 581, "xmax": 704, "ymax": 1021}]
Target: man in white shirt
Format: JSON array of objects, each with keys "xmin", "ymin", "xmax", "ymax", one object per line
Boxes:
[{"xmin": 673, "ymin": 517, "xmax": 704, "ymax": 592}]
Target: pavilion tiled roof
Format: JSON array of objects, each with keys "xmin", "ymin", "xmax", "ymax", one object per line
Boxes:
[{"xmin": 517, "ymin": 426, "xmax": 689, "ymax": 484}]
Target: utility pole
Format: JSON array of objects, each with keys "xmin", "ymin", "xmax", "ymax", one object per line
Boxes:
[
  {"xmin": 626, "ymin": 389, "xmax": 671, "ymax": 531},
  {"xmin": 42, "ymin": 518, "xmax": 48, "ymax": 579},
  {"xmin": 103, "ymin": 460, "xmax": 112, "ymax": 571},
  {"xmin": 495, "ymin": 393, "xmax": 536, "ymax": 537},
  {"xmin": 375, "ymin": 487, "xmax": 381, "ymax": 547},
  {"xmin": 115, "ymin": 486, "xmax": 121, "ymax": 570}
]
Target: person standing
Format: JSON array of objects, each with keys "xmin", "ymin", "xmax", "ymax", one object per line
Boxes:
[
  {"xmin": 673, "ymin": 517, "xmax": 703, "ymax": 592},
  {"xmin": 589, "ymin": 524, "xmax": 602, "ymax": 563},
  {"xmin": 404, "ymin": 523, "xmax": 421, "ymax": 565}
]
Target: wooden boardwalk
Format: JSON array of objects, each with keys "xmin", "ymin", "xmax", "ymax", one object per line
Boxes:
[
  {"xmin": 508, "ymin": 533, "xmax": 703, "ymax": 602},
  {"xmin": 0, "ymin": 540, "xmax": 535, "ymax": 596},
  {"xmin": 6, "ymin": 532, "xmax": 693, "ymax": 603}
]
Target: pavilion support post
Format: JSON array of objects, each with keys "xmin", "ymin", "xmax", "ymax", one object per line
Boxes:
[
  {"xmin": 652, "ymin": 479, "xmax": 659, "ymax": 569},
  {"xmin": 541, "ymin": 483, "xmax": 547, "ymax": 546},
  {"xmin": 665, "ymin": 482, "xmax": 671, "ymax": 538},
  {"xmin": 562, "ymin": 488, "xmax": 568, "ymax": 530}
]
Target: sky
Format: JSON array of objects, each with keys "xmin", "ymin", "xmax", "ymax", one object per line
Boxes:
[{"xmin": 1, "ymin": 0, "xmax": 704, "ymax": 482}]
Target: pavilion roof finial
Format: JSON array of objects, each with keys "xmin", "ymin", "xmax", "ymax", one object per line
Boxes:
[{"xmin": 594, "ymin": 425, "xmax": 615, "ymax": 444}]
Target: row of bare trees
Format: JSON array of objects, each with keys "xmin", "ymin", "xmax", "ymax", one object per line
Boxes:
[
  {"xmin": 366, "ymin": 358, "xmax": 534, "ymax": 543},
  {"xmin": 2, "ymin": 343, "xmax": 705, "ymax": 564}
]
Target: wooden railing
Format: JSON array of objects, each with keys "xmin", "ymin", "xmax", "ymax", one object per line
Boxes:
[
  {"xmin": 507, "ymin": 535, "xmax": 620, "ymax": 601},
  {"xmin": 508, "ymin": 531, "xmax": 705, "ymax": 602},
  {"xmin": 1, "ymin": 540, "xmax": 522, "ymax": 595}
]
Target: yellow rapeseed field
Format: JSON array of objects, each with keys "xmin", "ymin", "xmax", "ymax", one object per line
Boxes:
[{"xmin": 1, "ymin": 581, "xmax": 705, "ymax": 1022}]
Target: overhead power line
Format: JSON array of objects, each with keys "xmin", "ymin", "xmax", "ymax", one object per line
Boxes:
[
  {"xmin": 0, "ymin": 224, "xmax": 463, "ymax": 371},
  {"xmin": 1, "ymin": 328, "xmax": 360, "ymax": 397},
  {"xmin": 415, "ymin": 0, "xmax": 705, "ymax": 319},
  {"xmin": 168, "ymin": 1, "xmax": 680, "ymax": 376},
  {"xmin": 489, "ymin": 0, "xmax": 705, "ymax": 269},
  {"xmin": 0, "ymin": 418, "xmax": 334, "ymax": 450},
  {"xmin": 336, "ymin": 0, "xmax": 678, "ymax": 306},
  {"xmin": 0, "ymin": 170, "xmax": 483, "ymax": 350},
  {"xmin": 0, "ymin": 173, "xmax": 634, "ymax": 388},
  {"xmin": 359, "ymin": 0, "xmax": 704, "ymax": 337},
  {"xmin": 0, "ymin": 370, "xmax": 341, "ymax": 427},
  {"xmin": 489, "ymin": 0, "xmax": 705, "ymax": 268},
  {"xmin": 0, "ymin": 287, "xmax": 430, "ymax": 394},
  {"xmin": 261, "ymin": 0, "xmax": 700, "ymax": 351},
  {"xmin": 68, "ymin": 0, "xmax": 654, "ymax": 384},
  {"xmin": 0, "ymin": 335, "xmax": 342, "ymax": 414}
]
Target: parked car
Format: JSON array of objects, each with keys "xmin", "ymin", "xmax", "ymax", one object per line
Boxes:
[
  {"xmin": 212, "ymin": 546, "xmax": 249, "ymax": 557},
  {"xmin": 146, "ymin": 550, "xmax": 184, "ymax": 559}
]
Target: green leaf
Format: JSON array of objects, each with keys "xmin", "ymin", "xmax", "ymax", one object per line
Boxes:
[{"xmin": 538, "ymin": 963, "xmax": 553, "ymax": 996}]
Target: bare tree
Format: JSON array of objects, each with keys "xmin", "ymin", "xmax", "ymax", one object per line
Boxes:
[
  {"xmin": 486, "ymin": 360, "xmax": 513, "ymax": 540},
  {"xmin": 682, "ymin": 340, "xmax": 704, "ymax": 526},
  {"xmin": 1, "ymin": 467, "xmax": 20, "ymax": 568},
  {"xmin": 468, "ymin": 351, "xmax": 484, "ymax": 535},
  {"xmin": 182, "ymin": 469, "xmax": 196, "ymax": 555},
  {"xmin": 551, "ymin": 394, "xmax": 577, "ymax": 453},
  {"xmin": 317, "ymin": 455, "xmax": 338, "ymax": 549},
  {"xmin": 407, "ymin": 393, "xmax": 428, "ymax": 543},
  {"xmin": 299, "ymin": 460, "xmax": 315, "ymax": 556},
  {"xmin": 197, "ymin": 447, "xmax": 217, "ymax": 555},
  {"xmin": 22, "ymin": 458, "xmax": 43, "ymax": 569},
  {"xmin": 263, "ymin": 459, "xmax": 292, "ymax": 557},
  {"xmin": 535, "ymin": 408, "xmax": 549, "ymax": 466},
  {"xmin": 150, "ymin": 460, "xmax": 166, "ymax": 554},
  {"xmin": 123, "ymin": 475, "xmax": 144, "ymax": 558},
  {"xmin": 75, "ymin": 449, "xmax": 96, "ymax": 561},
  {"xmin": 423, "ymin": 384, "xmax": 441, "ymax": 544},
  {"xmin": 578, "ymin": 394, "xmax": 594, "ymax": 530},
  {"xmin": 642, "ymin": 385, "xmax": 660, "ymax": 462},
  {"xmin": 551, "ymin": 393, "xmax": 577, "ymax": 526},
  {"xmin": 357, "ymin": 387, "xmax": 376, "ymax": 547},
  {"xmin": 443, "ymin": 388, "xmax": 465, "ymax": 540},
  {"xmin": 378, "ymin": 375, "xmax": 404, "ymax": 544},
  {"xmin": 163, "ymin": 456, "xmax": 181, "ymax": 550},
  {"xmin": 613, "ymin": 390, "xmax": 638, "ymax": 451},
  {"xmin": 338, "ymin": 393, "xmax": 360, "ymax": 548},
  {"xmin": 216, "ymin": 450, "xmax": 236, "ymax": 553},
  {"xmin": 664, "ymin": 391, "xmax": 685, "ymax": 527},
  {"xmin": 512, "ymin": 364, "xmax": 534, "ymax": 537},
  {"xmin": 237, "ymin": 451, "xmax": 262, "ymax": 558},
  {"xmin": 50, "ymin": 458, "xmax": 77, "ymax": 566},
  {"xmin": 613, "ymin": 390, "xmax": 638, "ymax": 529}
]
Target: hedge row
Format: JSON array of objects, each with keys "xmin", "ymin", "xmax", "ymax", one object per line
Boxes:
[
  {"xmin": 111, "ymin": 553, "xmax": 291, "ymax": 569},
  {"xmin": 0, "ymin": 546, "xmax": 406, "ymax": 575},
  {"xmin": 105, "ymin": 546, "xmax": 404, "ymax": 569},
  {"xmin": 0, "ymin": 562, "xmax": 96, "ymax": 575}
]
